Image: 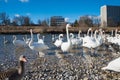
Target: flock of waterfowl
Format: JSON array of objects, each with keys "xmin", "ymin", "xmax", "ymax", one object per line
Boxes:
[{"xmin": 0, "ymin": 24, "xmax": 120, "ymax": 79}]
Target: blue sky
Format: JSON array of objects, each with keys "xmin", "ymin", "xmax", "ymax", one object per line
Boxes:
[{"xmin": 0, "ymin": 0, "xmax": 120, "ymax": 23}]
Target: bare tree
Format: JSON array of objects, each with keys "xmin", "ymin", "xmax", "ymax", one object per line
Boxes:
[
  {"xmin": 12, "ymin": 15, "xmax": 31, "ymax": 26},
  {"xmin": 78, "ymin": 15, "xmax": 93, "ymax": 27},
  {"xmin": 0, "ymin": 12, "xmax": 10, "ymax": 26},
  {"xmin": 90, "ymin": 15, "xmax": 100, "ymax": 27},
  {"xmin": 73, "ymin": 20, "xmax": 79, "ymax": 27},
  {"xmin": 24, "ymin": 16, "xmax": 31, "ymax": 26},
  {"xmin": 41, "ymin": 19, "xmax": 49, "ymax": 27}
]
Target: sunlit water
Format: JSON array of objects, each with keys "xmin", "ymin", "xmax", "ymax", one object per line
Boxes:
[
  {"xmin": 0, "ymin": 33, "xmax": 117, "ymax": 62},
  {"xmin": 0, "ymin": 33, "xmax": 81, "ymax": 62}
]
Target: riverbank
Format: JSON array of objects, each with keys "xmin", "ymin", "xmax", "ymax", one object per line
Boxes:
[{"xmin": 0, "ymin": 26, "xmax": 120, "ymax": 34}]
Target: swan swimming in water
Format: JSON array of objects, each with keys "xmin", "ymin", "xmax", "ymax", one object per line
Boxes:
[
  {"xmin": 3, "ymin": 36, "xmax": 9, "ymax": 44},
  {"xmin": 54, "ymin": 34, "xmax": 63, "ymax": 48},
  {"xmin": 13, "ymin": 35, "xmax": 27, "ymax": 47},
  {"xmin": 61, "ymin": 24, "xmax": 72, "ymax": 52},
  {"xmin": 37, "ymin": 33, "xmax": 45, "ymax": 44},
  {"xmin": 70, "ymin": 32, "xmax": 82, "ymax": 47},
  {"xmin": 28, "ymin": 29, "xmax": 49, "ymax": 57}
]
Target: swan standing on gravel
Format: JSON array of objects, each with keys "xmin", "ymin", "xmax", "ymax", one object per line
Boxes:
[
  {"xmin": 61, "ymin": 24, "xmax": 72, "ymax": 52},
  {"xmin": 29, "ymin": 29, "xmax": 49, "ymax": 57},
  {"xmin": 102, "ymin": 57, "xmax": 120, "ymax": 72}
]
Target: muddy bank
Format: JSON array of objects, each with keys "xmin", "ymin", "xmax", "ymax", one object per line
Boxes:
[{"xmin": 0, "ymin": 26, "xmax": 119, "ymax": 34}]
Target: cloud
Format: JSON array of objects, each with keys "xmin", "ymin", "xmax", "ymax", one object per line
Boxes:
[
  {"xmin": 65, "ymin": 17, "xmax": 69, "ymax": 22},
  {"xmin": 15, "ymin": 14, "xmax": 20, "ymax": 17},
  {"xmin": 19, "ymin": 0, "xmax": 29, "ymax": 3}
]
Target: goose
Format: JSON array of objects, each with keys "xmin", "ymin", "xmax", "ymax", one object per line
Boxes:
[
  {"xmin": 29, "ymin": 29, "xmax": 49, "ymax": 57},
  {"xmin": 61, "ymin": 24, "xmax": 72, "ymax": 52},
  {"xmin": 102, "ymin": 57, "xmax": 120, "ymax": 72},
  {"xmin": 0, "ymin": 55, "xmax": 27, "ymax": 80},
  {"xmin": 13, "ymin": 35, "xmax": 27, "ymax": 47},
  {"xmin": 54, "ymin": 34, "xmax": 63, "ymax": 47}
]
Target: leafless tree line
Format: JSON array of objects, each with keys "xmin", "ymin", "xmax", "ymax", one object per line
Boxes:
[{"xmin": 0, "ymin": 12, "xmax": 102, "ymax": 27}]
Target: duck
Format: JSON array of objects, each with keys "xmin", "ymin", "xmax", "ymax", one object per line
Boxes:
[{"xmin": 0, "ymin": 55, "xmax": 27, "ymax": 80}]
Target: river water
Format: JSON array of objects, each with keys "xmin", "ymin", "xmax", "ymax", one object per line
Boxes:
[{"xmin": 0, "ymin": 33, "xmax": 120, "ymax": 79}]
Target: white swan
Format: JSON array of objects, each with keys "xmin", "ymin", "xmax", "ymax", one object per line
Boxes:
[
  {"xmin": 54, "ymin": 34, "xmax": 63, "ymax": 47},
  {"xmin": 102, "ymin": 57, "xmax": 120, "ymax": 72},
  {"xmin": 13, "ymin": 35, "xmax": 27, "ymax": 47},
  {"xmin": 107, "ymin": 29, "xmax": 120, "ymax": 46},
  {"xmin": 82, "ymin": 30, "xmax": 101, "ymax": 48},
  {"xmin": 70, "ymin": 33, "xmax": 76, "ymax": 46},
  {"xmin": 28, "ymin": 29, "xmax": 49, "ymax": 57},
  {"xmin": 3, "ymin": 36, "xmax": 9, "ymax": 44},
  {"xmin": 70, "ymin": 32, "xmax": 82, "ymax": 47},
  {"xmin": 23, "ymin": 35, "xmax": 31, "ymax": 45},
  {"xmin": 37, "ymin": 33, "xmax": 45, "ymax": 44},
  {"xmin": 61, "ymin": 24, "xmax": 72, "ymax": 52},
  {"xmin": 82, "ymin": 28, "xmax": 93, "ymax": 44}
]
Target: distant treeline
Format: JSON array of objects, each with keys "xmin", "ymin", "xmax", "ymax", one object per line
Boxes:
[{"xmin": 0, "ymin": 12, "xmax": 102, "ymax": 27}]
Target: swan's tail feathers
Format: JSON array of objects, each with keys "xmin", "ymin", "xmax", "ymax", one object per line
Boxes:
[{"xmin": 101, "ymin": 66, "xmax": 107, "ymax": 70}]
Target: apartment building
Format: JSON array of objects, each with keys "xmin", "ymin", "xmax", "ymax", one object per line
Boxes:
[{"xmin": 50, "ymin": 16, "xmax": 65, "ymax": 26}]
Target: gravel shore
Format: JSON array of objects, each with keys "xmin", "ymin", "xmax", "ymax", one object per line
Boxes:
[{"xmin": 1, "ymin": 46, "xmax": 120, "ymax": 80}]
